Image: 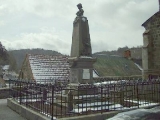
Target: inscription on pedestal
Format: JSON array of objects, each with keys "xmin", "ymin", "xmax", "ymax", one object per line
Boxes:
[{"xmin": 82, "ymin": 69, "xmax": 90, "ymax": 79}]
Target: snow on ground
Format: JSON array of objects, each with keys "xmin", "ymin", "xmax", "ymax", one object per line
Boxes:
[
  {"xmin": 72, "ymin": 99, "xmax": 159, "ymax": 113},
  {"xmin": 107, "ymin": 106, "xmax": 160, "ymax": 120}
]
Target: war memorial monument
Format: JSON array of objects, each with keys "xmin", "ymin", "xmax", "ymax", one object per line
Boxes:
[
  {"xmin": 68, "ymin": 3, "xmax": 96, "ymax": 85},
  {"xmin": 64, "ymin": 3, "xmax": 97, "ymax": 111}
]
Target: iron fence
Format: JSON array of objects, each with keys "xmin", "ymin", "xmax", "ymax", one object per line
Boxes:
[{"xmin": 9, "ymin": 79, "xmax": 160, "ymax": 119}]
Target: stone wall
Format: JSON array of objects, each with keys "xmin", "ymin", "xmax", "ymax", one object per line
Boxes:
[
  {"xmin": 19, "ymin": 55, "xmax": 34, "ymax": 80},
  {"xmin": 0, "ymin": 88, "xmax": 10, "ymax": 99},
  {"xmin": 142, "ymin": 12, "xmax": 160, "ymax": 79},
  {"xmin": 150, "ymin": 14, "xmax": 160, "ymax": 69},
  {"xmin": 7, "ymin": 99, "xmax": 48, "ymax": 120}
]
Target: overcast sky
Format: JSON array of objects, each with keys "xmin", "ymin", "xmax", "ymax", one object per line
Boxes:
[{"xmin": 0, "ymin": 0, "xmax": 158, "ymax": 55}]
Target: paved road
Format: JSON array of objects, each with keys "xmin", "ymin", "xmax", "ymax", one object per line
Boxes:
[{"xmin": 0, "ymin": 99, "xmax": 26, "ymax": 120}]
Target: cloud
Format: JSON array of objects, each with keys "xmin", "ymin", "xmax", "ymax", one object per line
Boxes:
[
  {"xmin": 0, "ymin": 27, "xmax": 71, "ymax": 54},
  {"xmin": 88, "ymin": 0, "xmax": 157, "ymax": 52},
  {"xmin": 0, "ymin": 0, "xmax": 158, "ymax": 55}
]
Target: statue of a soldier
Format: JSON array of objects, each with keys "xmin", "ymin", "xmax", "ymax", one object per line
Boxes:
[{"xmin": 76, "ymin": 3, "xmax": 84, "ymax": 17}]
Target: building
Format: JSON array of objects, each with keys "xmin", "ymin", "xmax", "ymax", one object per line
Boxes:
[
  {"xmin": 19, "ymin": 53, "xmax": 142, "ymax": 84},
  {"xmin": 142, "ymin": 1, "xmax": 160, "ymax": 79},
  {"xmin": 2, "ymin": 65, "xmax": 10, "ymax": 72},
  {"xmin": 93, "ymin": 55, "xmax": 142, "ymax": 77},
  {"xmin": 19, "ymin": 54, "xmax": 70, "ymax": 84}
]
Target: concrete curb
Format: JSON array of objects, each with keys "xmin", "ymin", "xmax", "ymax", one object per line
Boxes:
[
  {"xmin": 7, "ymin": 98, "xmax": 50, "ymax": 120},
  {"xmin": 7, "ymin": 98, "xmax": 159, "ymax": 120},
  {"xmin": 59, "ymin": 111, "xmax": 119, "ymax": 120},
  {"xmin": 58, "ymin": 104, "xmax": 160, "ymax": 120},
  {"xmin": 7, "ymin": 98, "xmax": 118, "ymax": 120}
]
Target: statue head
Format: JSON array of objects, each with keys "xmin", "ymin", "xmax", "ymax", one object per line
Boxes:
[{"xmin": 77, "ymin": 3, "xmax": 82, "ymax": 9}]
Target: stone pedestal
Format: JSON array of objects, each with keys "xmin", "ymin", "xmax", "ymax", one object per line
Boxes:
[
  {"xmin": 68, "ymin": 56, "xmax": 96, "ymax": 84},
  {"xmin": 71, "ymin": 16, "xmax": 92, "ymax": 57}
]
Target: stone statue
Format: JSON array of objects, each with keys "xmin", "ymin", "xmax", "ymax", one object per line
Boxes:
[
  {"xmin": 76, "ymin": 3, "xmax": 84, "ymax": 17},
  {"xmin": 68, "ymin": 3, "xmax": 96, "ymax": 85},
  {"xmin": 71, "ymin": 3, "xmax": 92, "ymax": 57}
]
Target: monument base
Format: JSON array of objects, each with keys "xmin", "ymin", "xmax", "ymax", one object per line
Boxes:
[
  {"xmin": 67, "ymin": 83, "xmax": 98, "ymax": 95},
  {"xmin": 68, "ymin": 56, "xmax": 96, "ymax": 84},
  {"xmin": 56, "ymin": 83, "xmax": 98, "ymax": 112}
]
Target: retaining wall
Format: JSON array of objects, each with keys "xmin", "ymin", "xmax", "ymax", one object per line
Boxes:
[
  {"xmin": 7, "ymin": 98, "xmax": 50, "ymax": 120},
  {"xmin": 0, "ymin": 88, "xmax": 10, "ymax": 99},
  {"xmin": 7, "ymin": 98, "xmax": 119, "ymax": 120}
]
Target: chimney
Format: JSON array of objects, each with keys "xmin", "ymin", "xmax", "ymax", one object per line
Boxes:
[{"xmin": 124, "ymin": 50, "xmax": 131, "ymax": 59}]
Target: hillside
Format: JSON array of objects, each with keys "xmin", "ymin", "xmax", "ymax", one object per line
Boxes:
[
  {"xmin": 8, "ymin": 48, "xmax": 62, "ymax": 70},
  {"xmin": 94, "ymin": 46, "xmax": 142, "ymax": 59}
]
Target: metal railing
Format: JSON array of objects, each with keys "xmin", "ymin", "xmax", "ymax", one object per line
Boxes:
[{"xmin": 9, "ymin": 79, "xmax": 160, "ymax": 119}]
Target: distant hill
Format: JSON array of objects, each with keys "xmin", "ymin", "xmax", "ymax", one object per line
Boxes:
[
  {"xmin": 8, "ymin": 48, "xmax": 62, "ymax": 70},
  {"xmin": 93, "ymin": 46, "xmax": 142, "ymax": 67},
  {"xmin": 94, "ymin": 46, "xmax": 142, "ymax": 59}
]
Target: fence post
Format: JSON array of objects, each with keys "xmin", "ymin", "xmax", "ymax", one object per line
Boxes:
[
  {"xmin": 136, "ymin": 82, "xmax": 139, "ymax": 108},
  {"xmin": 120, "ymin": 91, "xmax": 124, "ymax": 106},
  {"xmin": 101, "ymin": 85, "xmax": 103, "ymax": 113},
  {"xmin": 20, "ymin": 80, "xmax": 22, "ymax": 104},
  {"xmin": 51, "ymin": 85, "xmax": 54, "ymax": 120},
  {"xmin": 43, "ymin": 88, "xmax": 47, "ymax": 103},
  {"xmin": 9, "ymin": 79, "xmax": 11, "ymax": 98},
  {"xmin": 68, "ymin": 91, "xmax": 73, "ymax": 112}
]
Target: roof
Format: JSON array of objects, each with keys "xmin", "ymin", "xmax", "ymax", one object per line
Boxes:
[
  {"xmin": 2, "ymin": 65, "xmax": 10, "ymax": 70},
  {"xmin": 93, "ymin": 55, "xmax": 141, "ymax": 77},
  {"xmin": 25, "ymin": 54, "xmax": 141, "ymax": 82},
  {"xmin": 28, "ymin": 54, "xmax": 69, "ymax": 82},
  {"xmin": 143, "ymin": 30, "xmax": 150, "ymax": 35},
  {"xmin": 142, "ymin": 11, "xmax": 160, "ymax": 27}
]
